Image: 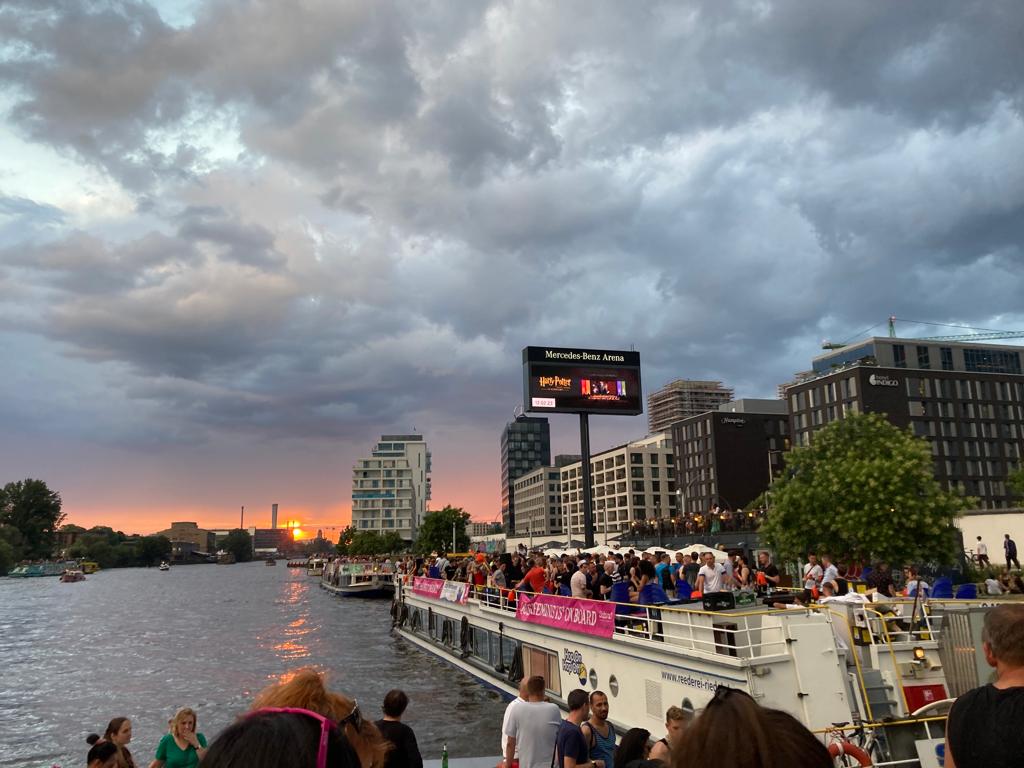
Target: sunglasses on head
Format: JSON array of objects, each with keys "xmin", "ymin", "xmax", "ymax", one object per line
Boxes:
[
  {"xmin": 710, "ymin": 685, "xmax": 753, "ymax": 706},
  {"xmin": 247, "ymin": 704, "xmax": 358, "ymax": 768}
]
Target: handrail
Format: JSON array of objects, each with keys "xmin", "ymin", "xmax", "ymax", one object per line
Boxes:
[
  {"xmin": 858, "ymin": 606, "xmax": 911, "ymax": 715},
  {"xmin": 811, "ymin": 714, "xmax": 947, "ymax": 734},
  {"xmin": 430, "ymin": 582, "xmax": 828, "ymax": 659}
]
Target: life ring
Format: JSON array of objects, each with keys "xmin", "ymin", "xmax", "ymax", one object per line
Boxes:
[{"xmin": 828, "ymin": 741, "xmax": 872, "ymax": 766}]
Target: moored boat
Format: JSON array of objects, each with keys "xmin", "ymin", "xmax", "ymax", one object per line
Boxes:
[
  {"xmin": 265, "ymin": 558, "xmax": 277, "ymax": 566},
  {"xmin": 80, "ymin": 561, "xmax": 100, "ymax": 574},
  {"xmin": 393, "ymin": 577, "xmax": 1000, "ymax": 768},
  {"xmin": 8, "ymin": 561, "xmax": 78, "ymax": 577},
  {"xmin": 321, "ymin": 561, "xmax": 395, "ymax": 598}
]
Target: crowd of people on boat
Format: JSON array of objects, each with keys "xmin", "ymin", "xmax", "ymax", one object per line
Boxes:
[
  {"xmin": 80, "ymin": 604, "xmax": 1024, "ymax": 768},
  {"xmin": 391, "ymin": 543, "xmax": 1024, "ymax": 607}
]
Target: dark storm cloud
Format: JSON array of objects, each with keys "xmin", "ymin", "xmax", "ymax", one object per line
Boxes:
[{"xmin": 1, "ymin": 0, "xmax": 1023, "ymax": 450}]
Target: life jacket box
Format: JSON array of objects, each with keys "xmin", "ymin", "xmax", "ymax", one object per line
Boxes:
[{"xmin": 702, "ymin": 592, "xmax": 736, "ymax": 611}]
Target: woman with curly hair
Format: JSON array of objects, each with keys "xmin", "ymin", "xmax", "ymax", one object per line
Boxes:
[{"xmin": 251, "ymin": 668, "xmax": 390, "ymax": 768}]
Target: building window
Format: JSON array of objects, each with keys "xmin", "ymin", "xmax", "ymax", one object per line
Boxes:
[
  {"xmin": 940, "ymin": 347, "xmax": 954, "ymax": 371},
  {"xmin": 964, "ymin": 348, "xmax": 1022, "ymax": 374},
  {"xmin": 893, "ymin": 344, "xmax": 907, "ymax": 368},
  {"xmin": 917, "ymin": 346, "xmax": 930, "ymax": 369}
]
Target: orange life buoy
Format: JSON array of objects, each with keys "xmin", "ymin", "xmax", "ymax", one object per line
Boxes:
[{"xmin": 828, "ymin": 741, "xmax": 872, "ymax": 766}]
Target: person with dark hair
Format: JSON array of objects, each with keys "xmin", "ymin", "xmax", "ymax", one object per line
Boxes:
[
  {"xmin": 670, "ymin": 687, "xmax": 830, "ymax": 768},
  {"xmin": 86, "ymin": 735, "xmax": 119, "ymax": 768},
  {"xmin": 375, "ymin": 689, "xmax": 422, "ymax": 768},
  {"xmin": 503, "ymin": 675, "xmax": 561, "ymax": 768},
  {"xmin": 1004, "ymin": 534, "xmax": 1019, "ymax": 571},
  {"xmin": 101, "ymin": 717, "xmax": 136, "ymax": 768},
  {"xmin": 580, "ymin": 691, "xmax": 615, "ymax": 768},
  {"xmin": 945, "ymin": 604, "xmax": 1024, "ymax": 768},
  {"xmin": 612, "ymin": 728, "xmax": 652, "ymax": 768},
  {"xmin": 556, "ymin": 689, "xmax": 603, "ymax": 768},
  {"xmin": 202, "ymin": 708, "xmax": 361, "ymax": 768}
]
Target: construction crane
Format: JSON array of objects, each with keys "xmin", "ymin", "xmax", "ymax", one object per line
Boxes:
[{"xmin": 822, "ymin": 316, "xmax": 1024, "ymax": 349}]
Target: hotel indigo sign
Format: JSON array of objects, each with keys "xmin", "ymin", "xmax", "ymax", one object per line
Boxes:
[{"xmin": 516, "ymin": 593, "xmax": 616, "ymax": 638}]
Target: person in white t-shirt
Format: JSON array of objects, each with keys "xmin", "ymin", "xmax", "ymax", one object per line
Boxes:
[
  {"xmin": 571, "ymin": 561, "xmax": 591, "ymax": 598},
  {"xmin": 820, "ymin": 555, "xmax": 839, "ymax": 592},
  {"xmin": 500, "ymin": 678, "xmax": 530, "ymax": 763},
  {"xmin": 803, "ymin": 553, "xmax": 823, "ymax": 591},
  {"xmin": 985, "ymin": 576, "xmax": 1004, "ymax": 595},
  {"xmin": 504, "ymin": 676, "xmax": 562, "ymax": 768},
  {"xmin": 976, "ymin": 536, "xmax": 990, "ymax": 566},
  {"xmin": 695, "ymin": 552, "xmax": 728, "ymax": 593}
]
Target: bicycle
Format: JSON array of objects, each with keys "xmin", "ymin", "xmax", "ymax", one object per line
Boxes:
[{"xmin": 826, "ymin": 719, "xmax": 885, "ymax": 767}]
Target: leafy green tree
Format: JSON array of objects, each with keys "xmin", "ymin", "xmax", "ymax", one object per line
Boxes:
[
  {"xmin": 414, "ymin": 506, "xmax": 470, "ymax": 555},
  {"xmin": 0, "ymin": 479, "xmax": 65, "ymax": 559},
  {"xmin": 222, "ymin": 529, "xmax": 253, "ymax": 562},
  {"xmin": 0, "ymin": 536, "xmax": 16, "ymax": 575},
  {"xmin": 760, "ymin": 413, "xmax": 968, "ymax": 566},
  {"xmin": 336, "ymin": 525, "xmax": 355, "ymax": 556},
  {"xmin": 0, "ymin": 525, "xmax": 25, "ymax": 574},
  {"xmin": 1009, "ymin": 465, "xmax": 1024, "ymax": 501},
  {"xmin": 136, "ymin": 535, "xmax": 173, "ymax": 565}
]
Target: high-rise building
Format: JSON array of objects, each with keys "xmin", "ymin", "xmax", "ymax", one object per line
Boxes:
[
  {"xmin": 512, "ymin": 465, "xmax": 564, "ymax": 540},
  {"xmin": 558, "ymin": 433, "xmax": 676, "ymax": 543},
  {"xmin": 351, "ymin": 434, "xmax": 432, "ymax": 541},
  {"xmin": 672, "ymin": 400, "xmax": 789, "ymax": 516},
  {"xmin": 647, "ymin": 380, "xmax": 735, "ymax": 433},
  {"xmin": 500, "ymin": 416, "xmax": 551, "ymax": 533},
  {"xmin": 789, "ymin": 337, "xmax": 1024, "ymax": 510}
]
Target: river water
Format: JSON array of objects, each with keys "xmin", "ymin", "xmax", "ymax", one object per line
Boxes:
[{"xmin": 0, "ymin": 563, "xmax": 507, "ymax": 768}]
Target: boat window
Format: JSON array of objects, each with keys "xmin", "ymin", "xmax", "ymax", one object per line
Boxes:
[
  {"xmin": 522, "ymin": 644, "xmax": 561, "ymax": 696},
  {"xmin": 472, "ymin": 628, "xmax": 491, "ymax": 662}
]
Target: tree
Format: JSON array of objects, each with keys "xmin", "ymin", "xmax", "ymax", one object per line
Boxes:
[
  {"xmin": 759, "ymin": 412, "xmax": 968, "ymax": 566},
  {"xmin": 414, "ymin": 506, "xmax": 471, "ymax": 555},
  {"xmin": 0, "ymin": 479, "xmax": 65, "ymax": 559},
  {"xmin": 222, "ymin": 529, "xmax": 253, "ymax": 562},
  {"xmin": 136, "ymin": 535, "xmax": 172, "ymax": 565},
  {"xmin": 336, "ymin": 525, "xmax": 355, "ymax": 555},
  {"xmin": 1009, "ymin": 465, "xmax": 1024, "ymax": 501}
]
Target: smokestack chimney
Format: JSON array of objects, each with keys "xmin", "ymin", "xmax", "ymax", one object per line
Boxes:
[{"xmin": 271, "ymin": 503, "xmax": 279, "ymax": 529}]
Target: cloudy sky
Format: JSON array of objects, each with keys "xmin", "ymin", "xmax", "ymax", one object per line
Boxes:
[{"xmin": 1, "ymin": 1, "xmax": 1022, "ymax": 535}]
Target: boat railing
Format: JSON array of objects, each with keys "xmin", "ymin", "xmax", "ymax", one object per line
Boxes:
[{"xmin": 448, "ymin": 583, "xmax": 827, "ymax": 662}]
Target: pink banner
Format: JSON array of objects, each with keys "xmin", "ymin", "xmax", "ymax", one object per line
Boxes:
[
  {"xmin": 516, "ymin": 593, "xmax": 616, "ymax": 638},
  {"xmin": 412, "ymin": 577, "xmax": 469, "ymax": 604}
]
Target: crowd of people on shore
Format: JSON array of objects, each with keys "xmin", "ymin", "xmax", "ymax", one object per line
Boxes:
[{"xmin": 79, "ymin": 604, "xmax": 1024, "ymax": 768}]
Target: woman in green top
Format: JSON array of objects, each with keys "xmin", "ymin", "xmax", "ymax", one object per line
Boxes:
[{"xmin": 149, "ymin": 707, "xmax": 207, "ymax": 768}]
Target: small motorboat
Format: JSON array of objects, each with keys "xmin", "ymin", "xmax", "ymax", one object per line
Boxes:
[
  {"xmin": 265, "ymin": 558, "xmax": 277, "ymax": 566},
  {"xmin": 159, "ymin": 562, "xmax": 170, "ymax": 571},
  {"xmin": 60, "ymin": 569, "xmax": 86, "ymax": 583}
]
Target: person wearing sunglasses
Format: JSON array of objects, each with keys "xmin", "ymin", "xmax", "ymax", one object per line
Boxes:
[
  {"xmin": 670, "ymin": 687, "xmax": 830, "ymax": 768},
  {"xmin": 250, "ymin": 667, "xmax": 389, "ymax": 768},
  {"xmin": 202, "ymin": 707, "xmax": 361, "ymax": 768}
]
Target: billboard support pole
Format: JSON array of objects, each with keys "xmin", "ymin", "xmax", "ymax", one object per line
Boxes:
[{"xmin": 579, "ymin": 413, "xmax": 595, "ymax": 548}]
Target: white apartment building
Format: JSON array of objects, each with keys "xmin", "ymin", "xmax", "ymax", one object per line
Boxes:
[
  {"xmin": 559, "ymin": 433, "xmax": 676, "ymax": 543},
  {"xmin": 512, "ymin": 466, "xmax": 564, "ymax": 541},
  {"xmin": 351, "ymin": 434, "xmax": 431, "ymax": 541}
]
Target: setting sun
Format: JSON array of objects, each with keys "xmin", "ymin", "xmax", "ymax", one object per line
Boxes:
[{"xmin": 292, "ymin": 527, "xmax": 303, "ymax": 540}]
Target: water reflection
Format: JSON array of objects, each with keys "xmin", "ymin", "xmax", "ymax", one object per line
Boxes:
[{"xmin": 0, "ymin": 563, "xmax": 505, "ymax": 767}]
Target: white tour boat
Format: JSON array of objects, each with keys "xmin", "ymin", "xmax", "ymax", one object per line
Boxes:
[
  {"xmin": 321, "ymin": 561, "xmax": 395, "ymax": 598},
  {"xmin": 394, "ymin": 577, "xmax": 997, "ymax": 768}
]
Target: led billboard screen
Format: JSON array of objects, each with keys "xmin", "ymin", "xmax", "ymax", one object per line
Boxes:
[{"xmin": 522, "ymin": 346, "xmax": 643, "ymax": 415}]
